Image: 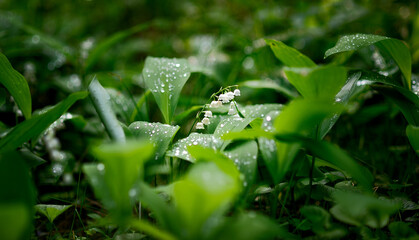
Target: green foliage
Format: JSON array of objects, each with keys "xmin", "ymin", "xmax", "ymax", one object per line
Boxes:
[
  {"xmin": 35, "ymin": 204, "xmax": 72, "ymax": 223},
  {"xmin": 0, "ymin": 53, "xmax": 32, "ymax": 119},
  {"xmin": 0, "ymin": 2, "xmax": 418, "ymax": 238},
  {"xmin": 88, "ymin": 77, "xmax": 126, "ymax": 142},
  {"xmin": 325, "ymin": 34, "xmax": 411, "ymax": 89},
  {"xmin": 0, "ymin": 91, "xmax": 88, "ymax": 153},
  {"xmin": 142, "ymin": 57, "xmax": 191, "ymax": 124}
]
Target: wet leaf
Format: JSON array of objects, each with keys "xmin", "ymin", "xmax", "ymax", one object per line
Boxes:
[
  {"xmin": 35, "ymin": 204, "xmax": 71, "ymax": 223},
  {"xmin": 0, "ymin": 52, "xmax": 32, "ymax": 119},
  {"xmin": 283, "ymin": 65, "xmax": 347, "ymax": 100},
  {"xmin": 129, "ymin": 121, "xmax": 180, "ymax": 161},
  {"xmin": 0, "ymin": 91, "xmax": 88, "ymax": 153},
  {"xmin": 266, "ymin": 39, "xmax": 316, "ymax": 67},
  {"xmin": 88, "ymin": 77, "xmax": 126, "ymax": 142},
  {"xmin": 325, "ymin": 34, "xmax": 411, "ymax": 89},
  {"xmin": 166, "ymin": 133, "xmax": 223, "ymax": 162},
  {"xmin": 240, "ymin": 79, "xmax": 298, "ymax": 99},
  {"xmin": 142, "ymin": 57, "xmax": 191, "ymax": 124}
]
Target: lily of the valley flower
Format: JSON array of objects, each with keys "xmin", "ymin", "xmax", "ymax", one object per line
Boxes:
[
  {"xmin": 219, "ymin": 94, "xmax": 230, "ymax": 103},
  {"xmin": 226, "ymin": 91, "xmax": 235, "ymax": 100},
  {"xmin": 234, "ymin": 89, "xmax": 241, "ymax": 96},
  {"xmin": 196, "ymin": 122, "xmax": 205, "ymax": 129},
  {"xmin": 228, "ymin": 108, "xmax": 236, "ymax": 115},
  {"xmin": 204, "ymin": 111, "xmax": 213, "ymax": 118},
  {"xmin": 210, "ymin": 100, "xmax": 222, "ymax": 108},
  {"xmin": 202, "ymin": 117, "xmax": 210, "ymax": 125}
]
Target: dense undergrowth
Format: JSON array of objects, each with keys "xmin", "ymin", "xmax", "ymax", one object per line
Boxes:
[{"xmin": 0, "ymin": 1, "xmax": 418, "ymax": 239}]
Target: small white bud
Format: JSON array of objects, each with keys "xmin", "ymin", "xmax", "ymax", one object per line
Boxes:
[
  {"xmin": 234, "ymin": 89, "xmax": 241, "ymax": 96},
  {"xmin": 196, "ymin": 122, "xmax": 205, "ymax": 129},
  {"xmin": 204, "ymin": 111, "xmax": 213, "ymax": 118},
  {"xmin": 202, "ymin": 117, "xmax": 210, "ymax": 125},
  {"xmin": 216, "ymin": 100, "xmax": 223, "ymax": 107},
  {"xmin": 228, "ymin": 108, "xmax": 236, "ymax": 115}
]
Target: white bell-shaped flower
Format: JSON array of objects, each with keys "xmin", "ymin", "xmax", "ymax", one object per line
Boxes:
[
  {"xmin": 204, "ymin": 111, "xmax": 213, "ymax": 118},
  {"xmin": 226, "ymin": 91, "xmax": 235, "ymax": 100},
  {"xmin": 219, "ymin": 94, "xmax": 230, "ymax": 103},
  {"xmin": 228, "ymin": 108, "xmax": 236, "ymax": 115},
  {"xmin": 210, "ymin": 100, "xmax": 220, "ymax": 108},
  {"xmin": 216, "ymin": 100, "xmax": 223, "ymax": 107},
  {"xmin": 234, "ymin": 89, "xmax": 241, "ymax": 96},
  {"xmin": 196, "ymin": 122, "xmax": 205, "ymax": 129},
  {"xmin": 202, "ymin": 117, "xmax": 210, "ymax": 125}
]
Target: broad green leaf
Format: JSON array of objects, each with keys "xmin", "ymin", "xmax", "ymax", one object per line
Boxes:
[
  {"xmin": 240, "ymin": 79, "xmax": 298, "ymax": 99},
  {"xmin": 91, "ymin": 140, "xmax": 154, "ymax": 224},
  {"xmin": 136, "ymin": 182, "xmax": 177, "ymax": 231},
  {"xmin": 318, "ymin": 72, "xmax": 362, "ymax": 139},
  {"xmin": 129, "ymin": 121, "xmax": 180, "ymax": 161},
  {"xmin": 330, "ymin": 191, "xmax": 401, "ymax": 228},
  {"xmin": 142, "ymin": 57, "xmax": 191, "ymax": 124},
  {"xmin": 0, "ymin": 91, "xmax": 88, "ymax": 153},
  {"xmin": 166, "ymin": 133, "xmax": 223, "ymax": 162},
  {"xmin": 406, "ymin": 125, "xmax": 419, "ymax": 156},
  {"xmin": 214, "ymin": 104, "xmax": 282, "ymax": 149},
  {"xmin": 213, "ymin": 212, "xmax": 297, "ymax": 240},
  {"xmin": 266, "ymin": 39, "xmax": 316, "ymax": 67},
  {"xmin": 35, "ymin": 204, "xmax": 71, "ymax": 223},
  {"xmin": 325, "ymin": 34, "xmax": 411, "ymax": 89},
  {"xmin": 300, "ymin": 139, "xmax": 373, "ymax": 191},
  {"xmin": 0, "ymin": 151, "xmax": 35, "ymax": 240},
  {"xmin": 88, "ymin": 77, "xmax": 126, "ymax": 142},
  {"xmin": 283, "ymin": 65, "xmax": 347, "ymax": 100},
  {"xmin": 371, "ymin": 84, "xmax": 419, "ymax": 126},
  {"xmin": 85, "ymin": 23, "xmax": 149, "ymax": 73},
  {"xmin": 0, "ymin": 53, "xmax": 32, "ymax": 119},
  {"xmin": 273, "ymin": 99, "xmax": 344, "ymax": 183},
  {"xmin": 82, "ymin": 164, "xmax": 114, "ymax": 214},
  {"xmin": 389, "ymin": 222, "xmax": 419, "ymax": 239},
  {"xmin": 187, "ymin": 145, "xmax": 241, "ymax": 181},
  {"xmin": 224, "ymin": 141, "xmax": 258, "ymax": 191},
  {"xmin": 300, "ymin": 205, "xmax": 332, "ymax": 234},
  {"xmin": 0, "ymin": 203, "xmax": 30, "ymax": 240},
  {"xmin": 129, "ymin": 219, "xmax": 177, "ymax": 240},
  {"xmin": 173, "ymin": 161, "xmax": 241, "ymax": 238}
]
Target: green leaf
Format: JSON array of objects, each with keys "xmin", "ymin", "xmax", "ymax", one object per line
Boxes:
[
  {"xmin": 0, "ymin": 52, "xmax": 32, "ymax": 119},
  {"xmin": 0, "ymin": 151, "xmax": 35, "ymax": 240},
  {"xmin": 35, "ymin": 204, "xmax": 72, "ymax": 223},
  {"xmin": 240, "ymin": 79, "xmax": 298, "ymax": 99},
  {"xmin": 371, "ymin": 84, "xmax": 419, "ymax": 126},
  {"xmin": 224, "ymin": 141, "xmax": 258, "ymax": 192},
  {"xmin": 85, "ymin": 23, "xmax": 149, "ymax": 73},
  {"xmin": 166, "ymin": 133, "xmax": 223, "ymax": 162},
  {"xmin": 325, "ymin": 34, "xmax": 411, "ymax": 89},
  {"xmin": 0, "ymin": 91, "xmax": 88, "ymax": 153},
  {"xmin": 300, "ymin": 205, "xmax": 331, "ymax": 234},
  {"xmin": 142, "ymin": 57, "xmax": 191, "ymax": 124},
  {"xmin": 88, "ymin": 77, "xmax": 126, "ymax": 142},
  {"xmin": 406, "ymin": 125, "xmax": 419, "ymax": 156},
  {"xmin": 389, "ymin": 222, "xmax": 418, "ymax": 239},
  {"xmin": 273, "ymin": 99, "xmax": 344, "ymax": 183},
  {"xmin": 130, "ymin": 90, "xmax": 151, "ymax": 122},
  {"xmin": 215, "ymin": 104, "xmax": 282, "ymax": 149},
  {"xmin": 330, "ymin": 191, "xmax": 401, "ymax": 228},
  {"xmin": 213, "ymin": 212, "xmax": 297, "ymax": 240},
  {"xmin": 266, "ymin": 39, "xmax": 316, "ymax": 67},
  {"xmin": 283, "ymin": 65, "xmax": 347, "ymax": 100},
  {"xmin": 173, "ymin": 161, "xmax": 241, "ymax": 238},
  {"xmin": 107, "ymin": 88, "xmax": 136, "ymax": 124},
  {"xmin": 129, "ymin": 121, "xmax": 180, "ymax": 161},
  {"xmin": 91, "ymin": 140, "xmax": 154, "ymax": 224},
  {"xmin": 300, "ymin": 139, "xmax": 373, "ymax": 191}
]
